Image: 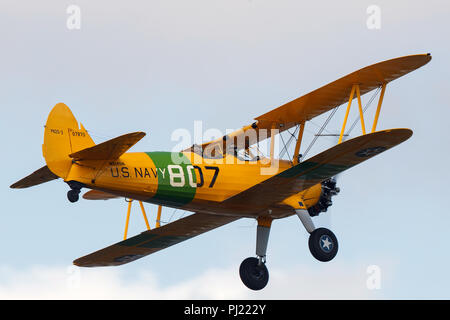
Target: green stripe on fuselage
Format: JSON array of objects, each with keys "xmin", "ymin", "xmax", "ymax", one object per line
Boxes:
[{"xmin": 145, "ymin": 152, "xmax": 197, "ymax": 207}]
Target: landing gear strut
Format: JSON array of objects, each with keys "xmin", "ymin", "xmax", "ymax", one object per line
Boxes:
[{"xmin": 240, "ymin": 217, "xmax": 271, "ymax": 291}]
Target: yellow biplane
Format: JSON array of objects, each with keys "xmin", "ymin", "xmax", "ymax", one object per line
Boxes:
[{"xmin": 11, "ymin": 54, "xmax": 431, "ymax": 290}]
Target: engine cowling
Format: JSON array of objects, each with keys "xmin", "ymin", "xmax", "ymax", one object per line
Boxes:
[{"xmin": 307, "ymin": 178, "xmax": 340, "ymax": 217}]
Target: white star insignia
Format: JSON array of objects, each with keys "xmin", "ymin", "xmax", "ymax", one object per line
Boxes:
[{"xmin": 321, "ymin": 237, "xmax": 332, "ymax": 250}]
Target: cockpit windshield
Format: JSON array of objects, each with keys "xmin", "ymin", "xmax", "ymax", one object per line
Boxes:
[
  {"xmin": 188, "ymin": 143, "xmax": 265, "ymax": 161},
  {"xmin": 225, "ymin": 145, "xmax": 265, "ymax": 162}
]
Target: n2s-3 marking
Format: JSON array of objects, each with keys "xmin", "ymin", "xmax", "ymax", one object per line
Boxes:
[{"xmin": 167, "ymin": 165, "xmax": 219, "ymax": 188}]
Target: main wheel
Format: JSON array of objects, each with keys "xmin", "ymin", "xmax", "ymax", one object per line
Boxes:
[
  {"xmin": 239, "ymin": 257, "xmax": 269, "ymax": 291},
  {"xmin": 308, "ymin": 228, "xmax": 338, "ymax": 262},
  {"xmin": 67, "ymin": 189, "xmax": 80, "ymax": 203}
]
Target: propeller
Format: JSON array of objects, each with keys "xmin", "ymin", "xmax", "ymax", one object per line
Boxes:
[{"xmin": 307, "ymin": 134, "xmax": 343, "ymax": 228}]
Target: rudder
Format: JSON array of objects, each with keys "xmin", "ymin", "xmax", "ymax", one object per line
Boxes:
[{"xmin": 42, "ymin": 103, "xmax": 95, "ymax": 179}]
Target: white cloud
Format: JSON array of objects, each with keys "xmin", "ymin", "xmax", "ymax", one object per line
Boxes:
[{"xmin": 0, "ymin": 262, "xmax": 384, "ymax": 299}]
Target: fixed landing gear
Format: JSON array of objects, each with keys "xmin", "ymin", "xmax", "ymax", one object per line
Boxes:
[
  {"xmin": 239, "ymin": 211, "xmax": 339, "ymax": 290},
  {"xmin": 308, "ymin": 227, "xmax": 338, "ymax": 262},
  {"xmin": 67, "ymin": 189, "xmax": 80, "ymax": 203},
  {"xmin": 240, "ymin": 217, "xmax": 271, "ymax": 291},
  {"xmin": 239, "ymin": 257, "xmax": 269, "ymax": 291},
  {"xmin": 296, "ymin": 209, "xmax": 338, "ymax": 262},
  {"xmin": 66, "ymin": 181, "xmax": 84, "ymax": 203}
]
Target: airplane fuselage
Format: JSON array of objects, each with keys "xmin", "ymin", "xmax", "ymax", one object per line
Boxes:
[{"xmin": 66, "ymin": 151, "xmax": 322, "ymax": 219}]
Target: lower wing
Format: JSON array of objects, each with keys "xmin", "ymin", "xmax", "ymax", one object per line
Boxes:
[
  {"xmin": 220, "ymin": 128, "xmax": 412, "ymax": 210},
  {"xmin": 74, "ymin": 213, "xmax": 239, "ymax": 267}
]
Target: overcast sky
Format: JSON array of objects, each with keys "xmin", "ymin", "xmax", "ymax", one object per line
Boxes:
[{"xmin": 1, "ymin": 0, "xmax": 449, "ymax": 299}]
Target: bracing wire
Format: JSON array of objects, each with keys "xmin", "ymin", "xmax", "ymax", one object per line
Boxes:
[
  {"xmin": 279, "ymin": 125, "xmax": 299, "ymax": 160},
  {"xmin": 179, "ymin": 211, "xmax": 187, "ymax": 219},
  {"xmin": 168, "ymin": 209, "xmax": 178, "ymax": 223},
  {"xmin": 301, "ymin": 86, "xmax": 382, "ymax": 159},
  {"xmin": 279, "ymin": 132, "xmax": 292, "ymax": 162},
  {"xmin": 345, "ymin": 86, "xmax": 381, "ymax": 136},
  {"xmin": 302, "ymin": 105, "xmax": 340, "ymax": 159},
  {"xmin": 308, "ymin": 120, "xmax": 336, "ymax": 135}
]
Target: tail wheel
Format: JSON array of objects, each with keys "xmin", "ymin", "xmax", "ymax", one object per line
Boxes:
[
  {"xmin": 308, "ymin": 228, "xmax": 338, "ymax": 262},
  {"xmin": 67, "ymin": 189, "xmax": 80, "ymax": 203},
  {"xmin": 239, "ymin": 257, "xmax": 269, "ymax": 291}
]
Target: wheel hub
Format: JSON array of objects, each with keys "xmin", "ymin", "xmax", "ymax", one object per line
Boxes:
[
  {"xmin": 319, "ymin": 234, "xmax": 333, "ymax": 253},
  {"xmin": 251, "ymin": 267, "xmax": 264, "ymax": 280}
]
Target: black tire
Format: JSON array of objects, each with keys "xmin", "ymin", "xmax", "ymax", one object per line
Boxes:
[
  {"xmin": 308, "ymin": 228, "xmax": 338, "ymax": 262},
  {"xmin": 239, "ymin": 257, "xmax": 269, "ymax": 291},
  {"xmin": 67, "ymin": 189, "xmax": 80, "ymax": 203}
]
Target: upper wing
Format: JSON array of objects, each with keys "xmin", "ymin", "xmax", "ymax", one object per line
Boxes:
[
  {"xmin": 69, "ymin": 132, "xmax": 146, "ymax": 161},
  {"xmin": 10, "ymin": 165, "xmax": 59, "ymax": 189},
  {"xmin": 194, "ymin": 54, "xmax": 430, "ymax": 152},
  {"xmin": 255, "ymin": 54, "xmax": 431, "ymax": 124},
  {"xmin": 219, "ymin": 128, "xmax": 412, "ymax": 211},
  {"xmin": 74, "ymin": 213, "xmax": 239, "ymax": 267}
]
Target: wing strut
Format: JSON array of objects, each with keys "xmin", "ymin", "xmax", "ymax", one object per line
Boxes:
[
  {"xmin": 338, "ymin": 83, "xmax": 387, "ymax": 144},
  {"xmin": 123, "ymin": 200, "xmax": 162, "ymax": 240},
  {"xmin": 371, "ymin": 83, "xmax": 387, "ymax": 132},
  {"xmin": 292, "ymin": 121, "xmax": 305, "ymax": 165}
]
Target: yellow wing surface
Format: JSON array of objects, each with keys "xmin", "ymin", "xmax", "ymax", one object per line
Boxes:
[
  {"xmin": 197, "ymin": 54, "xmax": 430, "ymax": 152},
  {"xmin": 74, "ymin": 213, "xmax": 239, "ymax": 267},
  {"xmin": 219, "ymin": 128, "xmax": 412, "ymax": 212}
]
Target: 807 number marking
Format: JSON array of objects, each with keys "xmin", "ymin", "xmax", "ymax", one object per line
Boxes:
[{"xmin": 167, "ymin": 165, "xmax": 219, "ymax": 188}]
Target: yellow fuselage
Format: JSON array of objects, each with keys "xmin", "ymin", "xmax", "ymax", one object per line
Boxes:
[{"xmin": 65, "ymin": 151, "xmax": 322, "ymax": 219}]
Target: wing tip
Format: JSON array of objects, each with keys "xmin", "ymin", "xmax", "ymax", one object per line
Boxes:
[
  {"xmin": 72, "ymin": 258, "xmax": 107, "ymax": 268},
  {"xmin": 381, "ymin": 128, "xmax": 413, "ymax": 142},
  {"xmin": 73, "ymin": 253, "xmax": 143, "ymax": 267}
]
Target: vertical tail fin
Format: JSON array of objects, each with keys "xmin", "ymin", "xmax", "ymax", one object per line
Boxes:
[{"xmin": 42, "ymin": 103, "xmax": 95, "ymax": 179}]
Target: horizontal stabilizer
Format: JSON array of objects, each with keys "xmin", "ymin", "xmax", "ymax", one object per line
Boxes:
[
  {"xmin": 69, "ymin": 132, "xmax": 146, "ymax": 161},
  {"xmin": 74, "ymin": 213, "xmax": 239, "ymax": 267},
  {"xmin": 83, "ymin": 190, "xmax": 120, "ymax": 200},
  {"xmin": 10, "ymin": 165, "xmax": 59, "ymax": 189}
]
